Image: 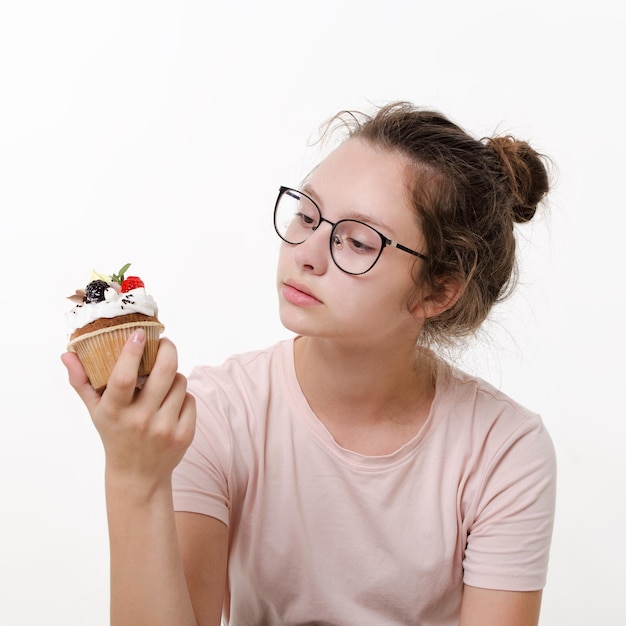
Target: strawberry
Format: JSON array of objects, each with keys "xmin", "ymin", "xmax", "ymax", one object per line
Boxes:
[{"xmin": 121, "ymin": 276, "xmax": 145, "ymax": 293}]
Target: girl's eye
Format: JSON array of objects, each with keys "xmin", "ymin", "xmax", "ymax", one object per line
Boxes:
[
  {"xmin": 334, "ymin": 221, "xmax": 379, "ymax": 254},
  {"xmin": 348, "ymin": 238, "xmax": 376, "ymax": 253},
  {"xmin": 297, "ymin": 211, "xmax": 316, "ymax": 227}
]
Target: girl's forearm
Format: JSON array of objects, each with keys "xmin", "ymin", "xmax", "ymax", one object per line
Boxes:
[{"xmin": 105, "ymin": 473, "xmax": 197, "ymax": 626}]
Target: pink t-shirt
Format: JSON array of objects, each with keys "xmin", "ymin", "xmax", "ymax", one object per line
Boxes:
[{"xmin": 172, "ymin": 339, "xmax": 556, "ymax": 625}]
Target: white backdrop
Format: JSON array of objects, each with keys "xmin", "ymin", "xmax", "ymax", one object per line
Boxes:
[{"xmin": 1, "ymin": 1, "xmax": 624, "ymax": 624}]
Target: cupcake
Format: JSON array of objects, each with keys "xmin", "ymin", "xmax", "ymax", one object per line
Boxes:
[{"xmin": 66, "ymin": 263, "xmax": 164, "ymax": 392}]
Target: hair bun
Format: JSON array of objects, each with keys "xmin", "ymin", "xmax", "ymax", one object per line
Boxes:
[{"xmin": 486, "ymin": 135, "xmax": 550, "ymax": 223}]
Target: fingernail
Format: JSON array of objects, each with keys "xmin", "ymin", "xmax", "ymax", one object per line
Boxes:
[{"xmin": 131, "ymin": 328, "xmax": 146, "ymax": 343}]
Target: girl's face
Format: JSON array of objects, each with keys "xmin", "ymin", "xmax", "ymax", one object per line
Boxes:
[{"xmin": 276, "ymin": 138, "xmax": 428, "ymax": 347}]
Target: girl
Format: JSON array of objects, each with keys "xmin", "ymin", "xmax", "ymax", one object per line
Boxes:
[{"xmin": 63, "ymin": 102, "xmax": 556, "ymax": 626}]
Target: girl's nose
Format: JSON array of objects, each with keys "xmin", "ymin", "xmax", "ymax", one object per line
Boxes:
[{"xmin": 292, "ymin": 221, "xmax": 332, "ymax": 274}]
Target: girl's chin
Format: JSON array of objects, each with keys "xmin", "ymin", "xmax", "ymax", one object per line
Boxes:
[{"xmin": 278, "ymin": 310, "xmax": 323, "ymax": 339}]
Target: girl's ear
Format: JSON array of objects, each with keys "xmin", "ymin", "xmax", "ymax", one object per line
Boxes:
[{"xmin": 411, "ymin": 279, "xmax": 463, "ymax": 320}]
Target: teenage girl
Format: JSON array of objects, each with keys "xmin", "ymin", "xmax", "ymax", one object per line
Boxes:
[{"xmin": 63, "ymin": 101, "xmax": 556, "ymax": 626}]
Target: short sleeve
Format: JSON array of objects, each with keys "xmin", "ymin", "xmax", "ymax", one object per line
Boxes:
[
  {"xmin": 462, "ymin": 415, "xmax": 557, "ymax": 591},
  {"xmin": 171, "ymin": 367, "xmax": 233, "ymax": 527}
]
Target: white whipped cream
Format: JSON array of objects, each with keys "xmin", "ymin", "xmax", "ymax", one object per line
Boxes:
[{"xmin": 66, "ymin": 286, "xmax": 159, "ymax": 336}]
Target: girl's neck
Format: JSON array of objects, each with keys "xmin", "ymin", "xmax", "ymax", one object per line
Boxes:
[{"xmin": 293, "ymin": 335, "xmax": 437, "ymax": 453}]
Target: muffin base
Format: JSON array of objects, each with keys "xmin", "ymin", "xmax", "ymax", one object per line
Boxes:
[{"xmin": 67, "ymin": 320, "xmax": 164, "ymax": 392}]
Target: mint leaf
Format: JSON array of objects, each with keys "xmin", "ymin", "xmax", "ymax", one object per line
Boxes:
[{"xmin": 111, "ymin": 263, "xmax": 132, "ymax": 285}]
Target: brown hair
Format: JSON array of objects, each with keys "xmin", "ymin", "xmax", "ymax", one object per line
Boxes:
[{"xmin": 323, "ymin": 101, "xmax": 551, "ymax": 346}]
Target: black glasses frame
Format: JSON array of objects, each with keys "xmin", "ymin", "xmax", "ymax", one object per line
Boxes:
[{"xmin": 274, "ymin": 186, "xmax": 429, "ymax": 275}]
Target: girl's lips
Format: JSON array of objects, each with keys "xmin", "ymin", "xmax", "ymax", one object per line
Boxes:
[{"xmin": 282, "ymin": 282, "xmax": 322, "ymax": 306}]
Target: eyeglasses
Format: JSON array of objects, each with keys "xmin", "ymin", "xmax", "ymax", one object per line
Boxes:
[{"xmin": 273, "ymin": 186, "xmax": 429, "ymax": 275}]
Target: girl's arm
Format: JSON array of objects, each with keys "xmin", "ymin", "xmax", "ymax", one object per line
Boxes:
[
  {"xmin": 176, "ymin": 512, "xmax": 229, "ymax": 625},
  {"xmin": 62, "ymin": 330, "xmax": 224, "ymax": 626},
  {"xmin": 105, "ymin": 474, "xmax": 198, "ymax": 625},
  {"xmin": 460, "ymin": 585, "xmax": 543, "ymax": 626}
]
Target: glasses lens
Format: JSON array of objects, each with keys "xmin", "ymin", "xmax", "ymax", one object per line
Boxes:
[
  {"xmin": 274, "ymin": 189, "xmax": 320, "ymax": 244},
  {"xmin": 331, "ymin": 221, "xmax": 383, "ymax": 274},
  {"xmin": 274, "ymin": 188, "xmax": 385, "ymax": 274}
]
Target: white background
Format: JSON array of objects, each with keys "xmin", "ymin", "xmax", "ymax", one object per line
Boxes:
[{"xmin": 1, "ymin": 1, "xmax": 624, "ymax": 624}]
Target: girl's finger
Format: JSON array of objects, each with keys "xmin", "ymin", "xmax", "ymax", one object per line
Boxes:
[
  {"xmin": 175, "ymin": 391, "xmax": 197, "ymax": 446},
  {"xmin": 154, "ymin": 372, "xmax": 189, "ymax": 422},
  {"xmin": 136, "ymin": 337, "xmax": 179, "ymax": 411},
  {"xmin": 155, "ymin": 380, "xmax": 197, "ymax": 453},
  {"xmin": 61, "ymin": 351, "xmax": 101, "ymax": 411},
  {"xmin": 101, "ymin": 329, "xmax": 150, "ymax": 407}
]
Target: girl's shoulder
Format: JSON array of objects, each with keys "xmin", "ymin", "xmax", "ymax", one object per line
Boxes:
[{"xmin": 431, "ymin": 359, "xmax": 552, "ymax": 453}]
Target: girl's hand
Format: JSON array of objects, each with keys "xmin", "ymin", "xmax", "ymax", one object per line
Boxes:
[{"xmin": 61, "ymin": 329, "xmax": 196, "ymax": 492}]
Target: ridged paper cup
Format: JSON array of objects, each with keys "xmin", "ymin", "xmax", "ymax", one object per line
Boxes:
[{"xmin": 67, "ymin": 321, "xmax": 164, "ymax": 392}]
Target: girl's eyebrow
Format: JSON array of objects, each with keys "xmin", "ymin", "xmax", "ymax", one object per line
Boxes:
[
  {"xmin": 301, "ymin": 183, "xmax": 396, "ymax": 235},
  {"xmin": 301, "ymin": 183, "xmax": 321, "ymax": 205}
]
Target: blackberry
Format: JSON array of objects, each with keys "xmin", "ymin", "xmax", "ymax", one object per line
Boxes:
[{"xmin": 84, "ymin": 280, "xmax": 110, "ymax": 303}]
